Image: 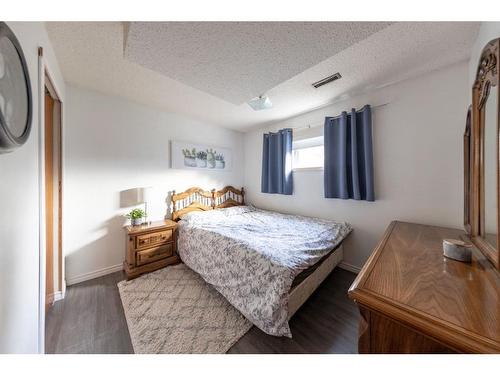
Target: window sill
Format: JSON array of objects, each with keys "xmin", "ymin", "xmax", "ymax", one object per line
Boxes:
[{"xmin": 292, "ymin": 167, "xmax": 324, "ymax": 172}]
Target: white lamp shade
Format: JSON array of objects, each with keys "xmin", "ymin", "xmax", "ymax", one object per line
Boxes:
[
  {"xmin": 139, "ymin": 186, "xmax": 152, "ymax": 203},
  {"xmin": 120, "ymin": 186, "xmax": 152, "ymax": 207}
]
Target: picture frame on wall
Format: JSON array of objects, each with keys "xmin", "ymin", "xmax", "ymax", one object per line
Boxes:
[{"xmin": 171, "ymin": 140, "xmax": 232, "ymax": 171}]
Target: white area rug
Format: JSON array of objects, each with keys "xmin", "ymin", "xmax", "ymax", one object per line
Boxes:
[{"xmin": 117, "ymin": 263, "xmax": 252, "ymax": 354}]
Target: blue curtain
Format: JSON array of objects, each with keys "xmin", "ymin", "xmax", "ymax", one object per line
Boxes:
[
  {"xmin": 324, "ymin": 105, "xmax": 374, "ymax": 201},
  {"xmin": 261, "ymin": 128, "xmax": 293, "ymax": 195}
]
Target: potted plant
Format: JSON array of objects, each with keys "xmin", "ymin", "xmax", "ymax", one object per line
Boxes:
[
  {"xmin": 182, "ymin": 148, "xmax": 197, "ymax": 167},
  {"xmin": 215, "ymin": 153, "xmax": 225, "ymax": 169},
  {"xmin": 206, "ymin": 148, "xmax": 216, "ymax": 168},
  {"xmin": 126, "ymin": 208, "xmax": 147, "ymax": 226},
  {"xmin": 196, "ymin": 150, "xmax": 207, "ymax": 168}
]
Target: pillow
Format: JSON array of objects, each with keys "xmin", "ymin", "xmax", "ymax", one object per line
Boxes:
[
  {"xmin": 180, "ymin": 205, "xmax": 256, "ymax": 222},
  {"xmin": 179, "ymin": 210, "xmax": 212, "ymax": 223},
  {"xmin": 217, "ymin": 205, "xmax": 256, "ymax": 216}
]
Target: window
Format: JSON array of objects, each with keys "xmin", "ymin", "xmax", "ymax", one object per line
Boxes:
[{"xmin": 292, "ymin": 135, "xmax": 324, "ymax": 170}]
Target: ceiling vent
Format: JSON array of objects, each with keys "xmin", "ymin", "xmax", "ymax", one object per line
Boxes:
[{"xmin": 312, "ymin": 72, "xmax": 342, "ymax": 88}]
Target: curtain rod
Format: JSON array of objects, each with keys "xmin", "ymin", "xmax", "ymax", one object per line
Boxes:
[{"xmin": 293, "ymin": 102, "xmax": 390, "ymax": 131}]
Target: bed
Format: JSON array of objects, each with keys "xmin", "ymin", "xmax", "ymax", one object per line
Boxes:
[{"xmin": 170, "ymin": 186, "xmax": 352, "ymax": 337}]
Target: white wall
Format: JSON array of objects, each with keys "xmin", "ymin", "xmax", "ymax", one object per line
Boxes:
[
  {"xmin": 64, "ymin": 85, "xmax": 244, "ymax": 284},
  {"xmin": 244, "ymin": 61, "xmax": 469, "ymax": 269},
  {"xmin": 0, "ymin": 22, "xmax": 65, "ymax": 353}
]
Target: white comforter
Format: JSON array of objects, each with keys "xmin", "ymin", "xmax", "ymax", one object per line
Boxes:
[{"xmin": 177, "ymin": 206, "xmax": 352, "ymax": 337}]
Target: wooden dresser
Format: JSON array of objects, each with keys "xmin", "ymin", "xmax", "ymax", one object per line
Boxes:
[
  {"xmin": 348, "ymin": 221, "xmax": 500, "ymax": 353},
  {"xmin": 124, "ymin": 220, "xmax": 180, "ymax": 280}
]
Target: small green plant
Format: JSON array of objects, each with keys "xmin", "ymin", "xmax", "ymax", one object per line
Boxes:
[
  {"xmin": 125, "ymin": 208, "xmax": 147, "ymax": 219},
  {"xmin": 196, "ymin": 151, "xmax": 207, "ymax": 160},
  {"xmin": 215, "ymin": 153, "xmax": 224, "ymax": 161},
  {"xmin": 206, "ymin": 148, "xmax": 215, "ymax": 159},
  {"xmin": 182, "ymin": 148, "xmax": 197, "ymax": 158}
]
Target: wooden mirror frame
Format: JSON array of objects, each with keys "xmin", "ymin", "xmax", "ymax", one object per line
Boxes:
[
  {"xmin": 469, "ymin": 38, "xmax": 500, "ymax": 270},
  {"xmin": 464, "ymin": 105, "xmax": 472, "ymax": 234}
]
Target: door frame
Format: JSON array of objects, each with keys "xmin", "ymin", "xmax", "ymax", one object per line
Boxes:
[{"xmin": 37, "ymin": 47, "xmax": 65, "ymax": 354}]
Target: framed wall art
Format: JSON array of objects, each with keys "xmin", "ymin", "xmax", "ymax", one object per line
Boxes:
[{"xmin": 171, "ymin": 140, "xmax": 232, "ymax": 171}]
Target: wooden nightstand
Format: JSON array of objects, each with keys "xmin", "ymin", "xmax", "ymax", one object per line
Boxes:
[{"xmin": 123, "ymin": 219, "xmax": 180, "ymax": 280}]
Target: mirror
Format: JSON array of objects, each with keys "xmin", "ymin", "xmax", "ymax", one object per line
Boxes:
[
  {"xmin": 0, "ymin": 35, "xmax": 29, "ymax": 138},
  {"xmin": 482, "ymin": 84, "xmax": 498, "ymax": 250},
  {"xmin": 0, "ymin": 22, "xmax": 32, "ymax": 153},
  {"xmin": 469, "ymin": 37, "xmax": 500, "ymax": 269}
]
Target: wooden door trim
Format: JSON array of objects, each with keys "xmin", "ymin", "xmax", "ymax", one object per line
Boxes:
[
  {"xmin": 53, "ymin": 99, "xmax": 63, "ymax": 293},
  {"xmin": 44, "ymin": 89, "xmax": 55, "ymax": 310}
]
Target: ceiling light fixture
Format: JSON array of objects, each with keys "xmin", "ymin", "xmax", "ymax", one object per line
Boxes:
[
  {"xmin": 312, "ymin": 72, "xmax": 342, "ymax": 88},
  {"xmin": 247, "ymin": 95, "xmax": 272, "ymax": 111}
]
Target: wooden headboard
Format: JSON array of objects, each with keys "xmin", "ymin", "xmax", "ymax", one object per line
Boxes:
[{"xmin": 171, "ymin": 186, "xmax": 245, "ymax": 221}]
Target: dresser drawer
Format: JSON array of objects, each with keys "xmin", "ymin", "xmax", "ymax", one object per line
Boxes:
[
  {"xmin": 136, "ymin": 229, "xmax": 173, "ymax": 250},
  {"xmin": 136, "ymin": 243, "xmax": 174, "ymax": 266}
]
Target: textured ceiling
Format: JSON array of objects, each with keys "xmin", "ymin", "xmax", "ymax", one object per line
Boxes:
[
  {"xmin": 124, "ymin": 22, "xmax": 392, "ymax": 104},
  {"xmin": 45, "ymin": 22, "xmax": 479, "ymax": 131}
]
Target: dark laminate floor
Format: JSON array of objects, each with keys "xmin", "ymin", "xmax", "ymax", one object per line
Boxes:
[{"xmin": 45, "ymin": 268, "xmax": 359, "ymax": 354}]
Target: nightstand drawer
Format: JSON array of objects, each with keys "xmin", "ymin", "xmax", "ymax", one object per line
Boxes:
[
  {"xmin": 136, "ymin": 243, "xmax": 174, "ymax": 266},
  {"xmin": 136, "ymin": 229, "xmax": 173, "ymax": 250}
]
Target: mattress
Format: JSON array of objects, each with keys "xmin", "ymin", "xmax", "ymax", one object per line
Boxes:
[
  {"xmin": 291, "ymin": 243, "xmax": 342, "ymax": 288},
  {"xmin": 176, "ymin": 205, "xmax": 352, "ymax": 337}
]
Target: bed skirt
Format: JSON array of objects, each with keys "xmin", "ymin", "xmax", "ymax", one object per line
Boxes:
[{"xmin": 288, "ymin": 245, "xmax": 344, "ymax": 319}]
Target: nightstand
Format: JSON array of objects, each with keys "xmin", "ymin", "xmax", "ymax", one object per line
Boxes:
[{"xmin": 123, "ymin": 219, "xmax": 180, "ymax": 280}]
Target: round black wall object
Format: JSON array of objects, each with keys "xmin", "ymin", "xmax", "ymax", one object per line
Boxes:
[{"xmin": 0, "ymin": 22, "xmax": 32, "ymax": 153}]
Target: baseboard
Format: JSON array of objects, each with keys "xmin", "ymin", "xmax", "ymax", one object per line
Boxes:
[
  {"xmin": 338, "ymin": 261, "xmax": 361, "ymax": 274},
  {"xmin": 66, "ymin": 263, "xmax": 123, "ymax": 286},
  {"xmin": 46, "ymin": 290, "xmax": 65, "ymax": 305},
  {"xmin": 53, "ymin": 291, "xmax": 65, "ymax": 302}
]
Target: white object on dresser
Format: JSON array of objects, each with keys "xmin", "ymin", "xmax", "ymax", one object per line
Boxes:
[{"xmin": 443, "ymin": 238, "xmax": 472, "ymax": 262}]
